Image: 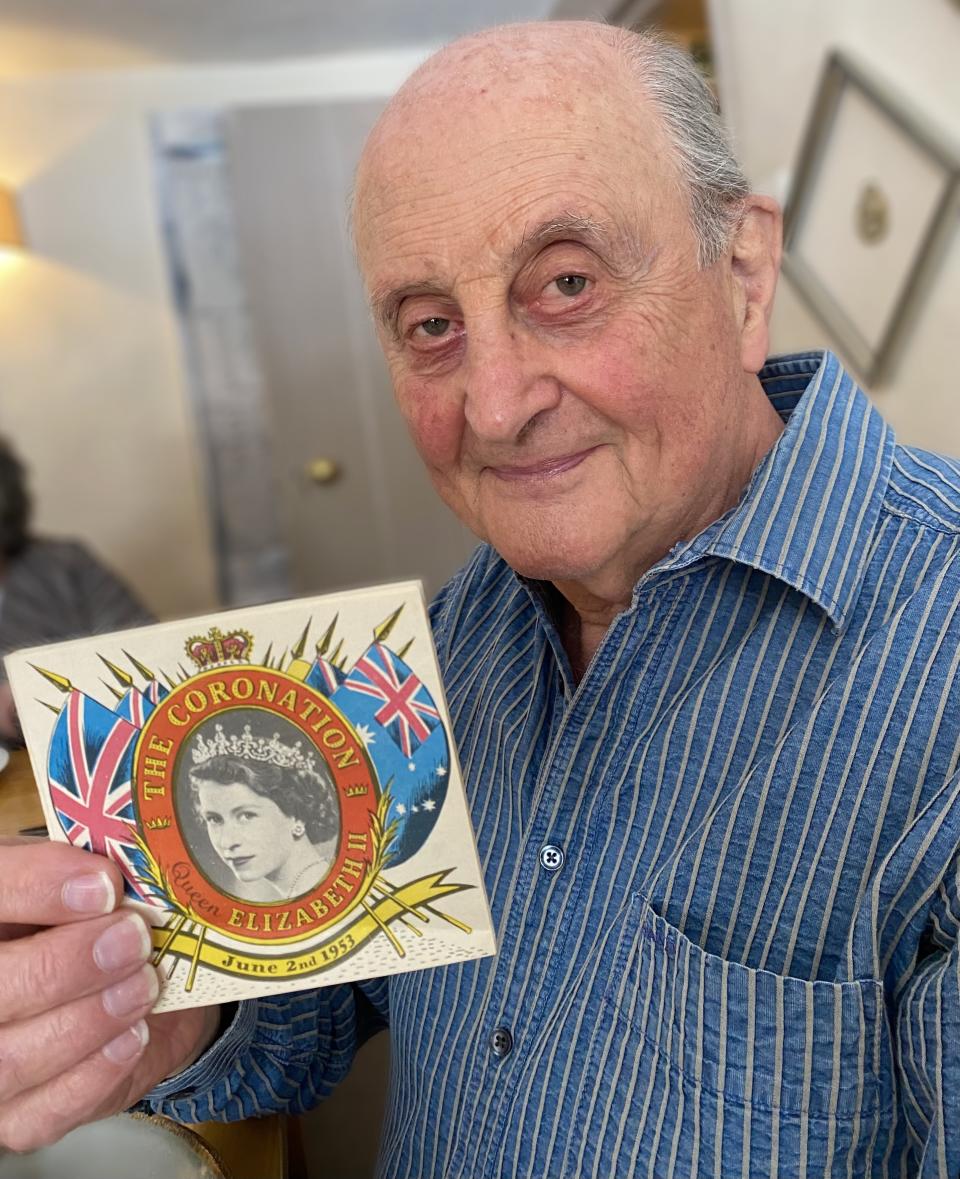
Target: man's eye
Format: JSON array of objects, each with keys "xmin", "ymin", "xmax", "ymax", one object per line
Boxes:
[
  {"xmin": 554, "ymin": 274, "xmax": 587, "ymax": 296},
  {"xmin": 417, "ymin": 317, "xmax": 450, "ymax": 338}
]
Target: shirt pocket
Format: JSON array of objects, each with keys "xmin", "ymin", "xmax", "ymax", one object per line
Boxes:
[{"xmin": 568, "ymin": 894, "xmax": 894, "ymax": 1179}]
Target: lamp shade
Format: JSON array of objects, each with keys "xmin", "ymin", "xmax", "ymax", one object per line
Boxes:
[{"xmin": 0, "ymin": 188, "xmax": 22, "ymax": 248}]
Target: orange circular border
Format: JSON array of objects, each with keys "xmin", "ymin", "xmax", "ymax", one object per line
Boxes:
[{"xmin": 133, "ymin": 666, "xmax": 380, "ymax": 942}]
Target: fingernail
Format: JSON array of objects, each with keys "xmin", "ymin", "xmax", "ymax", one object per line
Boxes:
[
  {"xmin": 102, "ymin": 1019, "xmax": 149, "ymax": 1064},
  {"xmin": 62, "ymin": 871, "xmax": 116, "ymax": 915},
  {"xmin": 102, "ymin": 963, "xmax": 160, "ymax": 1019},
  {"xmin": 93, "ymin": 914, "xmax": 152, "ymax": 973}
]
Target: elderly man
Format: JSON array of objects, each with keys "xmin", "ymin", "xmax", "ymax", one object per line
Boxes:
[{"xmin": 2, "ymin": 21, "xmax": 960, "ymax": 1178}]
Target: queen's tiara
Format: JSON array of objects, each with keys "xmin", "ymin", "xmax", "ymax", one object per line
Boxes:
[{"xmin": 190, "ymin": 722, "xmax": 319, "ymax": 778}]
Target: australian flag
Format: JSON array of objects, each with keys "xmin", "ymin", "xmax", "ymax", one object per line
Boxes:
[
  {"xmin": 340, "ymin": 643, "xmax": 440, "ymax": 757},
  {"xmin": 334, "ymin": 644, "xmax": 449, "ymax": 865},
  {"xmin": 48, "ymin": 691, "xmax": 148, "ymax": 900}
]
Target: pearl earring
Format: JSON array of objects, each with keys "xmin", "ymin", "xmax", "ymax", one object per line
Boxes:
[{"xmin": 292, "ymin": 821, "xmax": 306, "ymax": 838}]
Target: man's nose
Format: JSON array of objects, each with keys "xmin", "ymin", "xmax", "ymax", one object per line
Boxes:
[{"xmin": 462, "ymin": 321, "xmax": 560, "ymax": 443}]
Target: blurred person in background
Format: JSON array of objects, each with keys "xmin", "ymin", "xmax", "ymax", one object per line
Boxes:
[{"xmin": 0, "ymin": 436, "xmax": 152, "ymax": 743}]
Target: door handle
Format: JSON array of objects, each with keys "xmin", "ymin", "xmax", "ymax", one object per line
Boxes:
[{"xmin": 307, "ymin": 458, "xmax": 340, "ymax": 485}]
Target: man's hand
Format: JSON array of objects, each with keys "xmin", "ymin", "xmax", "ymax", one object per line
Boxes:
[{"xmin": 0, "ymin": 840, "xmax": 220, "ymax": 1153}]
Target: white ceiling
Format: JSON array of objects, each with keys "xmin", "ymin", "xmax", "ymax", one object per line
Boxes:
[{"xmin": 0, "ymin": 0, "xmax": 564, "ymax": 77}]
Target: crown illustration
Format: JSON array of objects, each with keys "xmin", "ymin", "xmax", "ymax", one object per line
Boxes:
[
  {"xmin": 190, "ymin": 722, "xmax": 319, "ymax": 777},
  {"xmin": 185, "ymin": 626, "xmax": 253, "ymax": 669}
]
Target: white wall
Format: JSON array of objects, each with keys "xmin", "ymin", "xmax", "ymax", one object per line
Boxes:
[
  {"xmin": 0, "ymin": 47, "xmax": 431, "ymax": 618},
  {"xmin": 709, "ymin": 0, "xmax": 960, "ymax": 456}
]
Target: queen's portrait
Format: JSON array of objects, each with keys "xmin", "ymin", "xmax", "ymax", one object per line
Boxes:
[{"xmin": 184, "ymin": 717, "xmax": 340, "ymax": 902}]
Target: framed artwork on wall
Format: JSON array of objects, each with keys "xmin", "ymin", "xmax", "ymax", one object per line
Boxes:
[{"xmin": 783, "ymin": 51, "xmax": 960, "ymax": 385}]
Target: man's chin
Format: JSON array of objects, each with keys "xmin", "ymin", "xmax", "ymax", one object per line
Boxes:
[{"xmin": 490, "ymin": 538, "xmax": 609, "ymax": 586}]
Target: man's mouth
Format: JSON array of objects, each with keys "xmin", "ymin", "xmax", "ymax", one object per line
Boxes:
[{"xmin": 487, "ymin": 446, "xmax": 600, "ymax": 481}]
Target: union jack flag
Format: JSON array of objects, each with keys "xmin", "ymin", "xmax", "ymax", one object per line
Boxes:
[
  {"xmin": 141, "ymin": 679, "xmax": 169, "ymax": 706},
  {"xmin": 304, "ymin": 657, "xmax": 344, "ymax": 697},
  {"xmin": 48, "ymin": 691, "xmax": 146, "ymax": 899},
  {"xmin": 114, "ymin": 685, "xmax": 159, "ymax": 726},
  {"xmin": 338, "ymin": 643, "xmax": 440, "ymax": 757}
]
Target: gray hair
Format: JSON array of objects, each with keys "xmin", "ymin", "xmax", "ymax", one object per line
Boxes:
[{"xmin": 613, "ymin": 29, "xmax": 750, "ymax": 267}]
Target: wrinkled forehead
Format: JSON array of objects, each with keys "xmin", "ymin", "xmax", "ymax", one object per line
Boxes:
[{"xmin": 353, "ymin": 41, "xmax": 680, "ymax": 288}]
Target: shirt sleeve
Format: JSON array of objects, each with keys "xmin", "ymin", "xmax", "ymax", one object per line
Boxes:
[
  {"xmin": 0, "ymin": 539, "xmax": 153, "ymax": 676},
  {"xmin": 59, "ymin": 539, "xmax": 154, "ymax": 634},
  {"xmin": 144, "ymin": 978, "xmax": 389, "ymax": 1123},
  {"xmin": 896, "ymin": 857, "xmax": 960, "ymax": 1176}
]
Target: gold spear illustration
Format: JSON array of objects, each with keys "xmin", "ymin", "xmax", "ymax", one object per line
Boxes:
[
  {"xmin": 373, "ymin": 605, "xmax": 404, "ymax": 644},
  {"xmin": 30, "ymin": 665, "xmax": 75, "ymax": 694},
  {"xmin": 30, "ymin": 665, "xmax": 74, "ymax": 722},
  {"xmin": 286, "ymin": 619, "xmax": 313, "ymax": 680},
  {"xmin": 123, "ymin": 650, "xmax": 157, "ymax": 683},
  {"xmin": 316, "ymin": 614, "xmax": 338, "ymax": 658},
  {"xmin": 98, "ymin": 655, "xmax": 134, "ymax": 689}
]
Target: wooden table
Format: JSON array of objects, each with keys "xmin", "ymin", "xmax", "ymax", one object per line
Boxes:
[
  {"xmin": 0, "ymin": 748, "xmax": 49, "ymax": 835},
  {"xmin": 0, "ymin": 749, "xmax": 289, "ymax": 1179}
]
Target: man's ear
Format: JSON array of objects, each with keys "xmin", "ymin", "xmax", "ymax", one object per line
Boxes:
[{"xmin": 729, "ymin": 194, "xmax": 782, "ymax": 374}]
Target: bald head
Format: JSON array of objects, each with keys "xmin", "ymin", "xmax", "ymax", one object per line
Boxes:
[
  {"xmin": 355, "ymin": 21, "xmax": 749, "ymax": 272},
  {"xmin": 374, "ymin": 21, "xmax": 630, "ymax": 121}
]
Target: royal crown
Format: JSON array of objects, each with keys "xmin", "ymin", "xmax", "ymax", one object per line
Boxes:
[
  {"xmin": 185, "ymin": 626, "xmax": 253, "ymax": 670},
  {"xmin": 190, "ymin": 722, "xmax": 320, "ymax": 778}
]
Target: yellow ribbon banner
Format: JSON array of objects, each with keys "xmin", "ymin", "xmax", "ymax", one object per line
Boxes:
[{"xmin": 152, "ymin": 872, "xmax": 471, "ymax": 983}]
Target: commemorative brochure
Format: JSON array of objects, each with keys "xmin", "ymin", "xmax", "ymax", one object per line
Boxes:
[{"xmin": 6, "ymin": 582, "xmax": 495, "ymax": 1012}]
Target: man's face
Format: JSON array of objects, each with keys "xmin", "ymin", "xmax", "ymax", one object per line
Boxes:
[{"xmin": 356, "ymin": 50, "xmax": 765, "ymax": 589}]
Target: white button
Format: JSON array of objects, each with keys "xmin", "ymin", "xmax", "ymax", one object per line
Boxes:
[{"xmin": 539, "ymin": 844, "xmax": 564, "ymax": 872}]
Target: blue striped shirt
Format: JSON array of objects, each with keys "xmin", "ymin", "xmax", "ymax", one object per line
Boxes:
[{"xmin": 151, "ymin": 351, "xmax": 960, "ymax": 1177}]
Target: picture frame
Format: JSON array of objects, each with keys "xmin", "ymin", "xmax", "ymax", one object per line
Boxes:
[{"xmin": 783, "ymin": 51, "xmax": 960, "ymax": 385}]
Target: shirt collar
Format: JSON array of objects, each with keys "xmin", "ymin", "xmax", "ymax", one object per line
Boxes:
[{"xmin": 662, "ymin": 350, "xmax": 895, "ymax": 631}]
